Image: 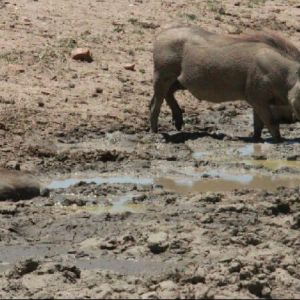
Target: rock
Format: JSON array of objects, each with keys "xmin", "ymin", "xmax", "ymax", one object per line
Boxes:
[
  {"xmin": 159, "ymin": 280, "xmax": 178, "ymax": 291},
  {"xmin": 226, "ymin": 25, "xmax": 242, "ymax": 34},
  {"xmin": 38, "ymin": 100, "xmax": 45, "ymax": 107},
  {"xmin": 141, "ymin": 292, "xmax": 159, "ymax": 299},
  {"xmin": 158, "ymin": 290, "xmax": 179, "ymax": 299},
  {"xmin": 40, "ymin": 188, "xmax": 50, "ymax": 197},
  {"xmin": 7, "ymin": 64, "xmax": 25, "ymax": 75},
  {"xmin": 245, "ymin": 279, "xmax": 265, "ymax": 297},
  {"xmin": 287, "ymin": 155, "xmax": 300, "ymax": 161},
  {"xmin": 0, "ymin": 203, "xmax": 17, "ymax": 215},
  {"xmin": 228, "ymin": 261, "xmax": 242, "ymax": 273},
  {"xmin": 5, "ymin": 161, "xmax": 20, "ymax": 170},
  {"xmin": 147, "ymin": 232, "xmax": 169, "ymax": 254},
  {"xmin": 95, "ymin": 87, "xmax": 103, "ymax": 94},
  {"xmin": 101, "ymin": 63, "xmax": 109, "ymax": 70},
  {"xmin": 124, "ymin": 63, "xmax": 135, "ymax": 71},
  {"xmin": 193, "ymin": 284, "xmax": 213, "ymax": 299},
  {"xmin": 71, "ymin": 48, "xmax": 93, "ymax": 62},
  {"xmin": 291, "ymin": 213, "xmax": 300, "ymax": 229},
  {"xmin": 8, "ymin": 259, "xmax": 39, "ymax": 279},
  {"xmin": 100, "ymin": 238, "xmax": 118, "ymax": 250},
  {"xmin": 0, "ymin": 169, "xmax": 41, "ymax": 201}
]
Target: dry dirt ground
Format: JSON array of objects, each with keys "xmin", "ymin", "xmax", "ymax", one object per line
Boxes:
[{"xmin": 1, "ymin": 0, "xmax": 300, "ymax": 299}]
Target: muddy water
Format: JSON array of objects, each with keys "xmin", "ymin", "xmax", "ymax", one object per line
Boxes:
[
  {"xmin": 48, "ymin": 176, "xmax": 154, "ymax": 189},
  {"xmin": 82, "ymin": 195, "xmax": 145, "ymax": 214},
  {"xmin": 157, "ymin": 172, "xmax": 300, "ymax": 193},
  {"xmin": 47, "ymin": 168, "xmax": 300, "ymax": 198},
  {"xmin": 0, "ymin": 244, "xmax": 173, "ymax": 275}
]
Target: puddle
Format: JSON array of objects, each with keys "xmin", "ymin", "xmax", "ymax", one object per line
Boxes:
[
  {"xmin": 75, "ymin": 258, "xmax": 174, "ymax": 275},
  {"xmin": 192, "ymin": 151, "xmax": 207, "ymax": 160},
  {"xmin": 82, "ymin": 195, "xmax": 145, "ymax": 214},
  {"xmin": 246, "ymin": 159, "xmax": 300, "ymax": 170},
  {"xmin": 192, "ymin": 143, "xmax": 271, "ymax": 161},
  {"xmin": 233, "ymin": 143, "xmax": 271, "ymax": 157},
  {"xmin": 156, "ymin": 170, "xmax": 300, "ymax": 193},
  {"xmin": 0, "ymin": 244, "xmax": 173, "ymax": 276},
  {"xmin": 0, "ymin": 244, "xmax": 67, "ymax": 272},
  {"xmin": 48, "ymin": 176, "xmax": 154, "ymax": 190}
]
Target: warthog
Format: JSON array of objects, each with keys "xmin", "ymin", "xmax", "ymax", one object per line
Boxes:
[{"xmin": 150, "ymin": 26, "xmax": 300, "ymax": 142}]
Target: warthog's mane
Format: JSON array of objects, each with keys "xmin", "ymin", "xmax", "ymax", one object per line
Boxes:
[{"xmin": 230, "ymin": 31, "xmax": 300, "ymax": 62}]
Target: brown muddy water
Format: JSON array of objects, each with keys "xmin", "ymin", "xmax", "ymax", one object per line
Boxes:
[{"xmin": 47, "ymin": 168, "xmax": 300, "ymax": 199}]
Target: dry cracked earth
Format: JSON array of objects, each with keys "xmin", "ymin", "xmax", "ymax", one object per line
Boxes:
[{"xmin": 0, "ymin": 0, "xmax": 300, "ymax": 299}]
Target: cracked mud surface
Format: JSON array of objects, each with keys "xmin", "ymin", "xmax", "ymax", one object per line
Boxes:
[{"xmin": 0, "ymin": 0, "xmax": 300, "ymax": 298}]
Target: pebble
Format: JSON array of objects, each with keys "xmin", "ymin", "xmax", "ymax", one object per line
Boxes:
[
  {"xmin": 124, "ymin": 63, "xmax": 135, "ymax": 71},
  {"xmin": 147, "ymin": 232, "xmax": 169, "ymax": 254},
  {"xmin": 71, "ymin": 48, "xmax": 93, "ymax": 62}
]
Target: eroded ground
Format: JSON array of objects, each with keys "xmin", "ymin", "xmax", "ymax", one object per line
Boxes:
[{"xmin": 1, "ymin": 0, "xmax": 300, "ymax": 299}]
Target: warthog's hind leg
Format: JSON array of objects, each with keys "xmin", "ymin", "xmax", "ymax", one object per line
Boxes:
[
  {"xmin": 165, "ymin": 80, "xmax": 185, "ymax": 131},
  {"xmin": 252, "ymin": 104, "xmax": 282, "ymax": 143},
  {"xmin": 252, "ymin": 111, "xmax": 264, "ymax": 141},
  {"xmin": 150, "ymin": 74, "xmax": 174, "ymax": 133}
]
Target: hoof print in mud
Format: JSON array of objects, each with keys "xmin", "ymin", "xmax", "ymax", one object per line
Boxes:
[{"xmin": 147, "ymin": 232, "xmax": 169, "ymax": 254}]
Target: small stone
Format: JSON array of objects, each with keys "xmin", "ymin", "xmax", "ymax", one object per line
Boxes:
[
  {"xmin": 101, "ymin": 63, "xmax": 109, "ymax": 70},
  {"xmin": 38, "ymin": 100, "xmax": 45, "ymax": 107},
  {"xmin": 141, "ymin": 292, "xmax": 158, "ymax": 299},
  {"xmin": 6, "ymin": 161, "xmax": 20, "ymax": 170},
  {"xmin": 0, "ymin": 203, "xmax": 17, "ymax": 215},
  {"xmin": 124, "ymin": 63, "xmax": 135, "ymax": 71},
  {"xmin": 159, "ymin": 280, "xmax": 177, "ymax": 291},
  {"xmin": 71, "ymin": 48, "xmax": 93, "ymax": 62},
  {"xmin": 69, "ymin": 83, "xmax": 75, "ymax": 88},
  {"xmin": 228, "ymin": 261, "xmax": 241, "ymax": 273},
  {"xmin": 40, "ymin": 188, "xmax": 50, "ymax": 197},
  {"xmin": 95, "ymin": 87, "xmax": 103, "ymax": 94},
  {"xmin": 8, "ymin": 259, "xmax": 39, "ymax": 278},
  {"xmin": 291, "ymin": 213, "xmax": 300, "ymax": 229},
  {"xmin": 287, "ymin": 155, "xmax": 300, "ymax": 161},
  {"xmin": 261, "ymin": 286, "xmax": 271, "ymax": 298},
  {"xmin": 147, "ymin": 232, "xmax": 169, "ymax": 254},
  {"xmin": 8, "ymin": 64, "xmax": 25, "ymax": 75}
]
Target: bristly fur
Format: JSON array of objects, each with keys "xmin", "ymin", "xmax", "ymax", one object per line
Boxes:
[{"xmin": 230, "ymin": 31, "xmax": 300, "ymax": 62}]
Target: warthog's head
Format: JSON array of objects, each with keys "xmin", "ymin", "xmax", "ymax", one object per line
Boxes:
[{"xmin": 289, "ymin": 68, "xmax": 300, "ymax": 120}]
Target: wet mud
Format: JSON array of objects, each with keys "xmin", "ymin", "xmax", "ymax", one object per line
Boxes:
[{"xmin": 1, "ymin": 0, "xmax": 300, "ymax": 298}]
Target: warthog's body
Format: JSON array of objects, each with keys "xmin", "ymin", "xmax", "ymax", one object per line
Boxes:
[{"xmin": 150, "ymin": 26, "xmax": 300, "ymax": 142}]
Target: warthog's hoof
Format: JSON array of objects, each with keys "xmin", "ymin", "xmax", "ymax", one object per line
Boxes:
[
  {"xmin": 251, "ymin": 136, "xmax": 263, "ymax": 143},
  {"xmin": 173, "ymin": 118, "xmax": 184, "ymax": 131},
  {"xmin": 150, "ymin": 126, "xmax": 158, "ymax": 133}
]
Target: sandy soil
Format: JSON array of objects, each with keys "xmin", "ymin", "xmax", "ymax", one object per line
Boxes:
[{"xmin": 1, "ymin": 0, "xmax": 300, "ymax": 298}]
